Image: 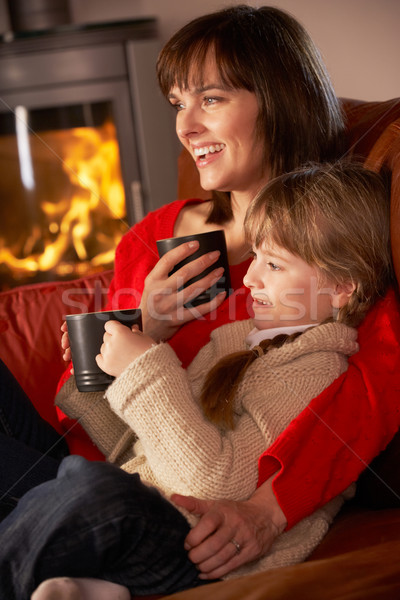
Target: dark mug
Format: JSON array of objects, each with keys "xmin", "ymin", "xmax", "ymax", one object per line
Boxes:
[
  {"xmin": 156, "ymin": 230, "xmax": 231, "ymax": 307},
  {"xmin": 66, "ymin": 308, "xmax": 142, "ymax": 392}
]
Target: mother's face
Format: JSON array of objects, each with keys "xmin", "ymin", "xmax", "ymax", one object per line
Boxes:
[{"xmin": 168, "ymin": 59, "xmax": 268, "ymax": 204}]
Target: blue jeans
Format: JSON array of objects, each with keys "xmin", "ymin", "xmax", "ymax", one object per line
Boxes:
[
  {"xmin": 0, "ymin": 359, "xmax": 69, "ymax": 518},
  {"xmin": 0, "ymin": 456, "xmax": 210, "ymax": 599}
]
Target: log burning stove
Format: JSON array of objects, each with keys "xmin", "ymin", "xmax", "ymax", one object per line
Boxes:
[{"xmin": 0, "ymin": 19, "xmax": 177, "ymax": 289}]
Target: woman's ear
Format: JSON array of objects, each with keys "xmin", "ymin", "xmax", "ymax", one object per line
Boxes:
[{"xmin": 330, "ymin": 281, "xmax": 357, "ymax": 309}]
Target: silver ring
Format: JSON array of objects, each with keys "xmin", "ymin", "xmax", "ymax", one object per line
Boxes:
[{"xmin": 230, "ymin": 538, "xmax": 241, "ymax": 554}]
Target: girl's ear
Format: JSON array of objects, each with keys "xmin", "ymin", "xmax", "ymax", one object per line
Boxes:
[{"xmin": 330, "ymin": 281, "xmax": 357, "ymax": 309}]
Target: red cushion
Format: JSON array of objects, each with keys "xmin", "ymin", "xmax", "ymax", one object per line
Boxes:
[{"xmin": 0, "ymin": 271, "xmax": 113, "ymax": 458}]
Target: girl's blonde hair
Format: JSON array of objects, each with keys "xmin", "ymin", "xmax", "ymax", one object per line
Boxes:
[
  {"xmin": 201, "ymin": 163, "xmax": 393, "ymax": 429},
  {"xmin": 245, "ymin": 162, "xmax": 392, "ymax": 327}
]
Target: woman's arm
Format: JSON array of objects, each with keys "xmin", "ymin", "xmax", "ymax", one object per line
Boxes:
[
  {"xmin": 172, "ymin": 473, "xmax": 287, "ymax": 580},
  {"xmin": 180, "ymin": 291, "xmax": 400, "ymax": 576},
  {"xmin": 60, "ymin": 201, "xmax": 226, "ymax": 361},
  {"xmin": 106, "ymin": 202, "xmax": 226, "ymax": 342},
  {"xmin": 259, "ymin": 290, "xmax": 400, "ymax": 528}
]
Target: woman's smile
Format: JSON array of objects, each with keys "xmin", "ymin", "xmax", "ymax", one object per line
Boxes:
[
  {"xmin": 193, "ymin": 143, "xmax": 226, "ymax": 159},
  {"xmin": 193, "ymin": 143, "xmax": 226, "ymax": 169}
]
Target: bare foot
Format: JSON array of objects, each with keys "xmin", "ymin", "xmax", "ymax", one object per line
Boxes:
[{"xmin": 31, "ymin": 577, "xmax": 131, "ymax": 600}]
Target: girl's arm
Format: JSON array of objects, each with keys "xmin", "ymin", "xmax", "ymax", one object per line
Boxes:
[
  {"xmin": 102, "ymin": 324, "xmax": 350, "ymax": 502},
  {"xmin": 104, "ymin": 337, "xmax": 266, "ymax": 500},
  {"xmin": 55, "ymin": 376, "xmax": 136, "ymax": 462}
]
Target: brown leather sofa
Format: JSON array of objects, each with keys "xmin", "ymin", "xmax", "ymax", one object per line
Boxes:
[{"xmin": 0, "ymin": 97, "xmax": 399, "ymax": 599}]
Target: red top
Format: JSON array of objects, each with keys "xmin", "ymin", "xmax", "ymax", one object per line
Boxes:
[
  {"xmin": 63, "ymin": 198, "xmax": 400, "ymax": 529},
  {"xmin": 105, "ymin": 198, "xmax": 252, "ymax": 367}
]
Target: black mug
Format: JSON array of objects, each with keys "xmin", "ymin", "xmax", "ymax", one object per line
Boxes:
[
  {"xmin": 156, "ymin": 230, "xmax": 231, "ymax": 307},
  {"xmin": 66, "ymin": 308, "xmax": 142, "ymax": 392}
]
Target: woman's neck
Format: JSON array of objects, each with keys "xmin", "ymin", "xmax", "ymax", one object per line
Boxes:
[
  {"xmin": 223, "ymin": 218, "xmax": 251, "ymax": 265},
  {"xmin": 173, "ymin": 198, "xmax": 251, "ymax": 265},
  {"xmin": 223, "ymin": 191, "xmax": 255, "ymax": 264},
  {"xmin": 230, "ymin": 190, "xmax": 256, "ymax": 220}
]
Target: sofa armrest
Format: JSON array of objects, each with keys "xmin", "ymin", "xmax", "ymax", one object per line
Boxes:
[
  {"xmin": 0, "ymin": 270, "xmax": 113, "ymax": 440},
  {"xmin": 161, "ymin": 535, "xmax": 400, "ymax": 600}
]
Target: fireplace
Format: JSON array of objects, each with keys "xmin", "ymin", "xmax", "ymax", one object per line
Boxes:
[{"xmin": 0, "ymin": 19, "xmax": 177, "ymax": 290}]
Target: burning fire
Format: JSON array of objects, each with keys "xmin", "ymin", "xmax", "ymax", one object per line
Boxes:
[{"xmin": 0, "ymin": 118, "xmax": 128, "ymax": 285}]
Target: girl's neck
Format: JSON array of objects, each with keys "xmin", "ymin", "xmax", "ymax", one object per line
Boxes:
[{"xmin": 246, "ymin": 323, "xmax": 316, "ymax": 349}]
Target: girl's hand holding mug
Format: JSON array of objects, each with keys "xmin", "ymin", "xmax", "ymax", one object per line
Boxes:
[{"xmin": 96, "ymin": 322, "xmax": 155, "ymax": 378}]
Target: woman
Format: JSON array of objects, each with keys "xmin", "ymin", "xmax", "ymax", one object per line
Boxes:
[{"xmin": 89, "ymin": 4, "xmax": 344, "ymax": 359}]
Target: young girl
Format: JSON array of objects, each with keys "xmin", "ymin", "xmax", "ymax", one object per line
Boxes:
[{"xmin": 1, "ymin": 163, "xmax": 393, "ymax": 600}]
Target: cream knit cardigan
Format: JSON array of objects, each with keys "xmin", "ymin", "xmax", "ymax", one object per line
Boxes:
[{"xmin": 56, "ymin": 319, "xmax": 358, "ymax": 578}]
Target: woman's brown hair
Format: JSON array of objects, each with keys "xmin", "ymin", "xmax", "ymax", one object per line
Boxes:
[
  {"xmin": 157, "ymin": 5, "xmax": 345, "ymax": 224},
  {"xmin": 200, "ymin": 163, "xmax": 393, "ymax": 429}
]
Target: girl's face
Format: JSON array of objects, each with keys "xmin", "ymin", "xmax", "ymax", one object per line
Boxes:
[
  {"xmin": 243, "ymin": 241, "xmax": 339, "ymax": 330},
  {"xmin": 168, "ymin": 59, "xmax": 267, "ymax": 206}
]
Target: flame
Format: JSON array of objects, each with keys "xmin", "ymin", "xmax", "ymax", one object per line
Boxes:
[{"xmin": 0, "ymin": 120, "xmax": 127, "ymax": 284}]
